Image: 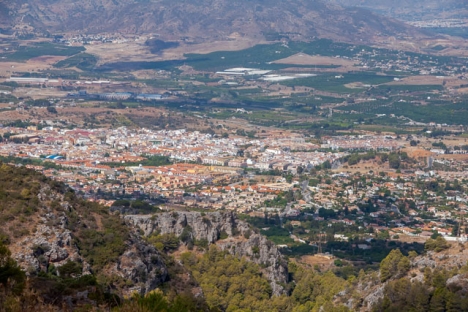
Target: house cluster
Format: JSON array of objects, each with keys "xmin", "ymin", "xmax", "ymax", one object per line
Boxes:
[
  {"xmin": 0, "ymin": 125, "xmax": 346, "ymax": 196},
  {"xmin": 298, "ymin": 169, "xmax": 468, "ymax": 243},
  {"xmin": 321, "ymin": 135, "xmax": 402, "ymax": 151}
]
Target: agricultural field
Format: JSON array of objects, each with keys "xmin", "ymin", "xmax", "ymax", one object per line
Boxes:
[
  {"xmin": 1, "ymin": 37, "xmax": 468, "ymax": 134},
  {"xmin": 54, "ymin": 53, "xmax": 98, "ymax": 71},
  {"xmin": 0, "ymin": 42, "xmax": 84, "ymax": 62}
]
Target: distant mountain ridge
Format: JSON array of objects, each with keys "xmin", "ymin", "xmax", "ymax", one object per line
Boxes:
[
  {"xmin": 333, "ymin": 0, "xmax": 465, "ymax": 21},
  {"xmin": 0, "ymin": 0, "xmax": 428, "ymax": 45}
]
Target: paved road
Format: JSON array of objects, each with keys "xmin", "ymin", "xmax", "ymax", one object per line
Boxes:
[{"xmin": 301, "ymin": 180, "xmax": 312, "ymax": 203}]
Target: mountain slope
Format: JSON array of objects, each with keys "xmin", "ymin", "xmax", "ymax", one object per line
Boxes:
[
  {"xmin": 333, "ymin": 0, "xmax": 466, "ymax": 20},
  {"xmin": 0, "ymin": 163, "xmax": 167, "ymax": 299},
  {"xmin": 0, "ymin": 162, "xmax": 290, "ymax": 309},
  {"xmin": 1, "ymin": 0, "xmax": 427, "ymax": 45}
]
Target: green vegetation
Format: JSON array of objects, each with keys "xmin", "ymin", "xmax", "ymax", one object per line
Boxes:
[
  {"xmin": 374, "ymin": 266, "xmax": 468, "ymax": 311},
  {"xmin": 0, "ymin": 242, "xmax": 25, "ymax": 294},
  {"xmin": 97, "ymin": 39, "xmax": 381, "ymax": 72},
  {"xmin": 148, "ymin": 233, "xmax": 180, "ymax": 252},
  {"xmin": 345, "ymin": 151, "xmax": 412, "ymax": 169},
  {"xmin": 111, "ymin": 199, "xmax": 160, "ymax": 214},
  {"xmin": 181, "ymin": 247, "xmax": 284, "ymax": 311},
  {"xmin": 0, "ymin": 240, "xmax": 204, "ymax": 311},
  {"xmin": 145, "ymin": 39, "xmax": 180, "ymax": 54},
  {"xmin": 115, "ymin": 291, "xmax": 207, "ymax": 312},
  {"xmin": 102, "ymin": 155, "xmax": 172, "ymax": 168},
  {"xmin": 244, "ymin": 214, "xmax": 424, "ymax": 262},
  {"xmin": 260, "ymin": 227, "xmax": 295, "ymax": 245},
  {"xmin": 54, "ymin": 52, "xmax": 97, "ymax": 71},
  {"xmin": 346, "ymin": 151, "xmax": 380, "ymax": 165},
  {"xmin": 425, "ymin": 236, "xmax": 450, "ymax": 252},
  {"xmin": 0, "ymin": 42, "xmax": 84, "ymax": 62},
  {"xmin": 179, "ymin": 246, "xmax": 351, "ymax": 311},
  {"xmin": 379, "ymin": 249, "xmax": 410, "ymax": 282}
]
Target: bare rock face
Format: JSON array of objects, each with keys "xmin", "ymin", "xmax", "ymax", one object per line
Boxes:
[
  {"xmin": 126, "ymin": 211, "xmax": 248, "ymax": 243},
  {"xmin": 12, "ymin": 197, "xmax": 89, "ymax": 275},
  {"xmin": 412, "ymin": 253, "xmax": 437, "ymax": 269},
  {"xmin": 363, "ymin": 284, "xmax": 385, "ymax": 310},
  {"xmin": 446, "ymin": 273, "xmax": 468, "ymax": 294},
  {"xmin": 125, "ymin": 211, "xmax": 289, "ymax": 295},
  {"xmin": 9, "ymin": 183, "xmax": 167, "ymax": 297},
  {"xmin": 107, "ymin": 233, "xmax": 168, "ymax": 296}
]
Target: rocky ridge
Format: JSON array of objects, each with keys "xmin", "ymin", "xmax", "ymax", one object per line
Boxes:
[
  {"xmin": 125, "ymin": 211, "xmax": 289, "ymax": 295},
  {"xmin": 6, "ymin": 179, "xmax": 167, "ymax": 297}
]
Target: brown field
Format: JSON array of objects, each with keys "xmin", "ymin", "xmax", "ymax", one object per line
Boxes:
[
  {"xmin": 382, "ymin": 75, "xmax": 463, "ymax": 87},
  {"xmin": 273, "ymin": 53, "xmax": 356, "ymax": 67},
  {"xmin": 432, "ymin": 38, "xmax": 468, "ymax": 58},
  {"xmin": 272, "ymin": 53, "xmax": 358, "ymax": 73},
  {"xmin": 298, "ymin": 254, "xmax": 335, "ymax": 270},
  {"xmin": 0, "ymin": 109, "xmax": 28, "ymax": 121},
  {"xmin": 374, "ymin": 37, "xmax": 468, "ymax": 58},
  {"xmin": 12, "ymin": 87, "xmax": 69, "ymax": 99},
  {"xmin": 435, "ymin": 154, "xmax": 468, "ymax": 161},
  {"xmin": 163, "ymin": 37, "xmax": 264, "ymax": 56},
  {"xmin": 406, "ymin": 147, "xmax": 432, "ymax": 158},
  {"xmin": 86, "ymin": 37, "xmax": 263, "ymax": 65},
  {"xmin": 335, "ymin": 160, "xmax": 391, "ymax": 174},
  {"xmin": 85, "ymin": 42, "xmax": 158, "ymax": 64},
  {"xmin": 0, "ymin": 56, "xmax": 68, "ymax": 77},
  {"xmin": 440, "ymin": 136, "xmax": 468, "ymax": 145},
  {"xmin": 391, "ymin": 234, "xmax": 428, "ymax": 244}
]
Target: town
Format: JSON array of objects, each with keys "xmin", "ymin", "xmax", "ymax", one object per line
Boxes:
[{"xmin": 1, "ymin": 122, "xmax": 468, "ymax": 257}]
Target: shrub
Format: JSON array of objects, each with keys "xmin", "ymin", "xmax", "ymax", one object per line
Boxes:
[{"xmin": 425, "ymin": 237, "xmax": 449, "ymax": 252}]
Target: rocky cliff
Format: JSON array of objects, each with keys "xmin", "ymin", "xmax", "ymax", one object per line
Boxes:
[
  {"xmin": 125, "ymin": 211, "xmax": 289, "ymax": 295},
  {"xmin": 126, "ymin": 211, "xmax": 245, "ymax": 243},
  {"xmin": 0, "ymin": 164, "xmax": 167, "ymax": 298}
]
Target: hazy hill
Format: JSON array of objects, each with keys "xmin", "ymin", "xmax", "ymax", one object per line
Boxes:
[
  {"xmin": 0, "ymin": 0, "xmax": 427, "ymax": 45},
  {"xmin": 333, "ymin": 0, "xmax": 466, "ymax": 20}
]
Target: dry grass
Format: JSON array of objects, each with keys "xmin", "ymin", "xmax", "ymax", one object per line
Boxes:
[
  {"xmin": 0, "ymin": 57, "xmax": 67, "ymax": 77},
  {"xmin": 12, "ymin": 87, "xmax": 69, "ymax": 99},
  {"xmin": 435, "ymin": 154, "xmax": 468, "ymax": 161},
  {"xmin": 383, "ymin": 75, "xmax": 445, "ymax": 86},
  {"xmin": 390, "ymin": 234, "xmax": 428, "ymax": 244},
  {"xmin": 298, "ymin": 254, "xmax": 335, "ymax": 270},
  {"xmin": 273, "ymin": 53, "xmax": 356, "ymax": 67},
  {"xmin": 406, "ymin": 148, "xmax": 432, "ymax": 158},
  {"xmin": 164, "ymin": 38, "xmax": 264, "ymax": 55},
  {"xmin": 86, "ymin": 37, "xmax": 263, "ymax": 65}
]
